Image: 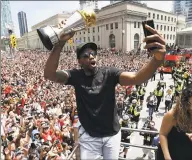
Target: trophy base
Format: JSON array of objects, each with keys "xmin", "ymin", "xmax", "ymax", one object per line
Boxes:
[{"xmin": 37, "ymin": 28, "xmax": 54, "ymax": 51}]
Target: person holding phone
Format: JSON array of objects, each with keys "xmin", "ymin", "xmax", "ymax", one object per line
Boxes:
[{"xmin": 44, "ymin": 22, "xmax": 166, "ymax": 159}]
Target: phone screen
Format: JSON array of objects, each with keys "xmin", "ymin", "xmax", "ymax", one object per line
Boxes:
[
  {"xmin": 142, "ymin": 20, "xmax": 155, "ymax": 37},
  {"xmin": 142, "ymin": 20, "xmax": 158, "ymax": 52}
]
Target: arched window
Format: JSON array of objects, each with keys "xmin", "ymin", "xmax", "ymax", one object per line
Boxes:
[
  {"xmin": 134, "ymin": 33, "xmax": 139, "ymax": 50},
  {"xmin": 109, "ymin": 34, "xmax": 115, "ymax": 48}
]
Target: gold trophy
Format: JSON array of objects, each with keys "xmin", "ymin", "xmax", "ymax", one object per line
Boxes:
[{"xmin": 37, "ymin": 8, "xmax": 96, "ymax": 50}]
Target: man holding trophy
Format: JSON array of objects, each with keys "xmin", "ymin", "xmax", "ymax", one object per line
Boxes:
[{"xmin": 38, "ymin": 8, "xmax": 166, "ymax": 159}]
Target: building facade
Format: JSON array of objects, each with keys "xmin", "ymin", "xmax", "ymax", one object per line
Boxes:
[
  {"xmin": 79, "ymin": 0, "xmax": 98, "ymax": 10},
  {"xmin": 17, "ymin": 13, "xmax": 72, "ymax": 50},
  {"xmin": 173, "ymin": 1, "xmax": 192, "ymax": 27},
  {"xmin": 110, "ymin": 0, "xmax": 141, "ymax": 4},
  {"xmin": 17, "ymin": 1, "xmax": 180, "ymax": 52},
  {"xmin": 18, "ymin": 11, "xmax": 28, "ymax": 37},
  {"xmin": 177, "ymin": 27, "xmax": 192, "ymax": 49},
  {"xmin": 64, "ymin": 1, "xmax": 177, "ymax": 52},
  {"xmin": 1, "ymin": 0, "xmax": 14, "ymax": 37}
]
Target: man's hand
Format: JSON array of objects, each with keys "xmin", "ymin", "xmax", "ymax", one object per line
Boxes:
[
  {"xmin": 186, "ymin": 133, "xmax": 192, "ymax": 141},
  {"xmin": 143, "ymin": 24, "xmax": 166, "ymax": 61},
  {"xmin": 57, "ymin": 21, "xmax": 76, "ymax": 45}
]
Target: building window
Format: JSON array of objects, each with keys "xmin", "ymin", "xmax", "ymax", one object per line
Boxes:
[
  {"xmin": 167, "ymin": 34, "xmax": 169, "ymax": 40},
  {"xmin": 138, "ymin": 22, "xmax": 140, "ymax": 28},
  {"xmin": 110, "ymin": 23, "xmax": 113, "ymax": 29},
  {"xmin": 171, "ymin": 26, "xmax": 172, "ymax": 31},
  {"xmin": 164, "ymin": 34, "xmax": 166, "ymax": 39},
  {"xmin": 84, "ymin": 37, "xmax": 86, "ymax": 42},
  {"xmin": 134, "ymin": 34, "xmax": 140, "ymax": 50},
  {"xmin": 88, "ymin": 37, "xmax": 90, "ymax": 42},
  {"xmin": 153, "ymin": 13, "xmax": 155, "ymax": 19},
  {"xmin": 161, "ymin": 25, "xmax": 162, "ymax": 30},
  {"xmin": 167, "ymin": 26, "xmax": 169, "ymax": 31},
  {"xmin": 80, "ymin": 32, "xmax": 81, "ymax": 35},
  {"xmin": 161, "ymin": 15, "xmax": 163, "ymax": 20},
  {"xmin": 173, "ymin": 35, "xmax": 175, "ymax": 40},
  {"xmin": 157, "ymin": 14, "xmax": 159, "ymax": 20},
  {"xmin": 134, "ymin": 22, "xmax": 137, "ymax": 28},
  {"xmin": 80, "ymin": 37, "xmax": 81, "ymax": 41},
  {"xmin": 174, "ymin": 27, "xmax": 176, "ymax": 32},
  {"xmin": 106, "ymin": 24, "xmax": 109, "ymax": 30},
  {"xmin": 93, "ymin": 36, "xmax": 95, "ymax": 42},
  {"xmin": 171, "ymin": 17, "xmax": 173, "ymax": 22},
  {"xmin": 98, "ymin": 26, "xmax": 99, "ymax": 32},
  {"xmin": 88, "ymin": 28, "xmax": 90, "ymax": 33},
  {"xmin": 115, "ymin": 22, "xmax": 118, "ymax": 29},
  {"xmin": 164, "ymin": 25, "xmax": 166, "ymax": 31},
  {"xmin": 148, "ymin": 12, "xmax": 151, "ymax": 18},
  {"xmin": 109, "ymin": 34, "xmax": 115, "ymax": 48},
  {"xmin": 170, "ymin": 35, "xmax": 172, "ymax": 40},
  {"xmin": 84, "ymin": 32, "xmax": 85, "ymax": 34},
  {"xmin": 93, "ymin": 27, "xmax": 95, "ymax": 33},
  {"xmin": 165, "ymin": 16, "xmax": 167, "ymax": 21},
  {"xmin": 174, "ymin": 18, "xmax": 176, "ymax": 22},
  {"xmin": 157, "ymin": 24, "xmax": 159, "ymax": 30},
  {"xmin": 98, "ymin": 35, "xmax": 100, "ymax": 41}
]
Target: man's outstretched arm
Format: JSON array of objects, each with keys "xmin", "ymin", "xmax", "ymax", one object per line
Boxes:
[{"xmin": 119, "ymin": 25, "xmax": 166, "ymax": 86}]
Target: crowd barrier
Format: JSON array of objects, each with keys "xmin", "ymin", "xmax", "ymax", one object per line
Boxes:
[{"xmin": 67, "ymin": 127, "xmax": 159, "ymax": 160}]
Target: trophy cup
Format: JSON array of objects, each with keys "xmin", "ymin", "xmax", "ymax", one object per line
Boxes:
[{"xmin": 37, "ymin": 8, "xmax": 96, "ymax": 51}]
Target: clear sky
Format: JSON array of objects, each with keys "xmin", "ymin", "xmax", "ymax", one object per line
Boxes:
[{"xmin": 10, "ymin": 1, "xmax": 173, "ymax": 37}]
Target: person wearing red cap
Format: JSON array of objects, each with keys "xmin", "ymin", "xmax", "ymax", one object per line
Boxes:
[{"xmin": 44, "ymin": 24, "xmax": 166, "ymax": 159}]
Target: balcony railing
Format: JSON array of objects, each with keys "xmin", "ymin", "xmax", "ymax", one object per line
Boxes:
[{"xmin": 67, "ymin": 127, "xmax": 159, "ymax": 160}]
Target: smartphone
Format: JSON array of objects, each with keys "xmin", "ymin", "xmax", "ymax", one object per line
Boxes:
[{"xmin": 142, "ymin": 20, "xmax": 158, "ymax": 51}]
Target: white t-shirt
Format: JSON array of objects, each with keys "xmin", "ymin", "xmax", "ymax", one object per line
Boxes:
[{"xmin": 165, "ymin": 94, "xmax": 172, "ymax": 101}]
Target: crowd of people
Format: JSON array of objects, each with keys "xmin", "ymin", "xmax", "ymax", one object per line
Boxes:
[
  {"xmin": 1, "ymin": 49, "xmax": 151, "ymax": 160},
  {"xmin": 1, "ymin": 47, "xmax": 192, "ymax": 159}
]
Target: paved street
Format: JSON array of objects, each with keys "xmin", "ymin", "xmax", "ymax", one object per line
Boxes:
[{"xmin": 122, "ymin": 73, "xmax": 174, "ymax": 159}]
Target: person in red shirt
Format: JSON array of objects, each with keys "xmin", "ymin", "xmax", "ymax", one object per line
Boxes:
[
  {"xmin": 52, "ymin": 126, "xmax": 63, "ymax": 143},
  {"xmin": 40, "ymin": 101, "xmax": 46, "ymax": 112},
  {"xmin": 40, "ymin": 124, "xmax": 54, "ymax": 142},
  {"xmin": 58, "ymin": 115, "xmax": 65, "ymax": 128},
  {"xmin": 4, "ymin": 85, "xmax": 12, "ymax": 96}
]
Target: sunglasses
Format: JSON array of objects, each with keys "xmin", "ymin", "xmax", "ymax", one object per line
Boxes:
[{"xmin": 80, "ymin": 51, "xmax": 97, "ymax": 58}]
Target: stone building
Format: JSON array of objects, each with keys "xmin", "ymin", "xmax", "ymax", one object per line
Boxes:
[{"xmin": 17, "ymin": 1, "xmax": 183, "ymax": 52}]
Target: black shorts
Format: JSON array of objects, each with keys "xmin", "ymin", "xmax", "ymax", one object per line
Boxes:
[
  {"xmin": 140, "ymin": 95, "xmax": 144, "ymax": 100},
  {"xmin": 175, "ymin": 91, "xmax": 179, "ymax": 97},
  {"xmin": 131, "ymin": 116, "xmax": 140, "ymax": 122},
  {"xmin": 122, "ymin": 139, "xmax": 130, "ymax": 148}
]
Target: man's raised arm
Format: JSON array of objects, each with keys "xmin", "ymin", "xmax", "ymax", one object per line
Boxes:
[
  {"xmin": 44, "ymin": 31, "xmax": 75, "ymax": 84},
  {"xmin": 119, "ymin": 24, "xmax": 166, "ymax": 86}
]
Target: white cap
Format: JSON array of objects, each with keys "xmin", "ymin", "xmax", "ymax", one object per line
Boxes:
[
  {"xmin": 132, "ymin": 99, "xmax": 137, "ymax": 104},
  {"xmin": 133, "ymin": 88, "xmax": 137, "ymax": 92},
  {"xmin": 123, "ymin": 115, "xmax": 129, "ymax": 120}
]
